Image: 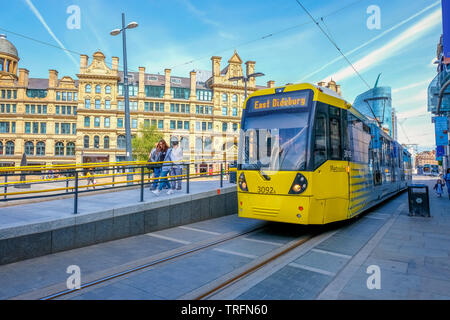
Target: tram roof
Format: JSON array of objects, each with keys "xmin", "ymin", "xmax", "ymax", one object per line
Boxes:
[{"xmin": 244, "ymin": 82, "xmax": 352, "ymax": 111}]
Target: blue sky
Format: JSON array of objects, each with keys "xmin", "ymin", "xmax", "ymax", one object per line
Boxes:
[{"xmin": 0, "ymin": 0, "xmax": 443, "ymax": 150}]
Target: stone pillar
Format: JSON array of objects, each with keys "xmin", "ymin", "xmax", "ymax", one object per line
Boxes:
[
  {"xmin": 112, "ymin": 56, "xmax": 119, "ymax": 72},
  {"xmin": 164, "ymin": 68, "xmax": 171, "ymax": 99},
  {"xmin": 49, "ymin": 70, "xmax": 58, "ymax": 88},
  {"xmin": 211, "ymin": 56, "xmax": 221, "ymax": 78},
  {"xmin": 245, "ymin": 61, "xmax": 256, "ymax": 87},
  {"xmin": 80, "ymin": 55, "xmax": 89, "ymax": 72},
  {"xmin": 18, "ymin": 68, "xmax": 29, "ymax": 87},
  {"xmin": 139, "ymin": 67, "xmax": 145, "ymax": 96},
  {"xmin": 190, "ymin": 71, "xmax": 196, "ymax": 100}
]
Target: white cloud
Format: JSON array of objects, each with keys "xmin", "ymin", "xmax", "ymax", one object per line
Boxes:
[
  {"xmin": 395, "ymin": 88, "xmax": 428, "ymax": 107},
  {"xmin": 392, "ymin": 80, "xmax": 431, "ymax": 93},
  {"xmin": 321, "ymin": 8, "xmax": 441, "ymax": 83},
  {"xmin": 24, "ymin": 0, "xmax": 79, "ymax": 67},
  {"xmin": 302, "ymin": 1, "xmax": 441, "ymax": 82}
]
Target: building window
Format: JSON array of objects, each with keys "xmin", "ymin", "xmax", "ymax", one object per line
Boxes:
[
  {"xmin": 208, "ymin": 122, "xmax": 213, "ymax": 131},
  {"xmin": 222, "ymin": 122, "xmax": 228, "ymax": 132},
  {"xmin": 62, "ymin": 92, "xmax": 67, "ymax": 101},
  {"xmin": 5, "ymin": 141, "xmax": 14, "ymax": 155},
  {"xmin": 25, "ymin": 122, "xmax": 31, "ymax": 134},
  {"xmin": 68, "ymin": 92, "xmax": 72, "ymax": 101},
  {"xmin": 66, "ymin": 142, "xmax": 75, "ymax": 156},
  {"xmin": 104, "ymin": 117, "xmax": 110, "ymax": 128},
  {"xmin": 117, "ymin": 135, "xmax": 126, "ymax": 149},
  {"xmin": 233, "ymin": 123, "xmax": 238, "ymax": 131},
  {"xmin": 85, "ymin": 84, "xmax": 91, "ymax": 93},
  {"xmin": 105, "ymin": 86, "xmax": 111, "ymax": 94},
  {"xmin": 132, "ymin": 119, "xmax": 138, "ymax": 129},
  {"xmin": 118, "ymin": 101, "xmax": 124, "ymax": 110},
  {"xmin": 232, "ymin": 107, "xmax": 238, "ymax": 117},
  {"xmin": 94, "ymin": 117, "xmax": 100, "ymax": 127},
  {"xmin": 222, "ymin": 93, "xmax": 228, "ymax": 102},
  {"xmin": 145, "ymin": 85, "xmax": 164, "ymax": 98},
  {"xmin": 222, "ymin": 107, "xmax": 228, "ymax": 116},
  {"xmin": 72, "ymin": 123, "xmax": 76, "ymax": 135},
  {"xmin": 158, "ymin": 120, "xmax": 164, "ymax": 129},
  {"xmin": 184, "ymin": 121, "xmax": 190, "ymax": 130},
  {"xmin": 94, "ymin": 136, "xmax": 100, "ymax": 149},
  {"xmin": 117, "ymin": 118, "xmax": 123, "ymax": 128},
  {"xmin": 105, "ymin": 100, "xmax": 111, "ymax": 109},
  {"xmin": 36, "ymin": 141, "xmax": 45, "ymax": 156},
  {"xmin": 40, "ymin": 122, "xmax": 47, "ymax": 134},
  {"xmin": 56, "ymin": 92, "xmax": 61, "ymax": 100},
  {"xmin": 104, "ymin": 136, "xmax": 110, "ymax": 149},
  {"xmin": 84, "ymin": 116, "xmax": 90, "ymax": 127},
  {"xmin": 84, "ymin": 136, "xmax": 89, "ymax": 148},
  {"xmin": 55, "ymin": 142, "xmax": 64, "ymax": 156},
  {"xmin": 171, "ymin": 87, "xmax": 190, "ymax": 99},
  {"xmin": 95, "ymin": 85, "xmax": 101, "ymax": 94},
  {"xmin": 170, "ymin": 120, "xmax": 176, "ymax": 130},
  {"xmin": 232, "ymin": 94, "xmax": 238, "ymax": 103},
  {"xmin": 95, "ymin": 99, "xmax": 101, "ymax": 109},
  {"xmin": 85, "ymin": 99, "xmax": 91, "ymax": 109},
  {"xmin": 33, "ymin": 122, "xmax": 39, "ymax": 134},
  {"xmin": 25, "ymin": 141, "xmax": 34, "ymax": 156}
]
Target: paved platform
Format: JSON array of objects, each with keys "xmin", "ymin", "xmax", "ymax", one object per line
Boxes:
[{"xmin": 0, "ymin": 180, "xmax": 237, "ymax": 265}]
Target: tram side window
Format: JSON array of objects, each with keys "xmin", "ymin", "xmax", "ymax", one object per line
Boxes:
[
  {"xmin": 329, "ymin": 106, "xmax": 341, "ymax": 160},
  {"xmin": 313, "ymin": 110, "xmax": 328, "ymax": 169},
  {"xmin": 348, "ymin": 113, "xmax": 370, "ymax": 163}
]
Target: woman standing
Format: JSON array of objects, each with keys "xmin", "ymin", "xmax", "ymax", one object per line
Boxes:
[
  {"xmin": 152, "ymin": 139, "xmax": 174, "ymax": 195},
  {"xmin": 149, "ymin": 142, "xmax": 161, "ymax": 191},
  {"xmin": 170, "ymin": 137, "xmax": 183, "ymax": 191}
]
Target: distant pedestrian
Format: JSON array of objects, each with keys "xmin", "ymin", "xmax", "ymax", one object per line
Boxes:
[
  {"xmin": 445, "ymin": 168, "xmax": 450, "ymax": 199},
  {"xmin": 86, "ymin": 169, "xmax": 96, "ymax": 190},
  {"xmin": 433, "ymin": 179, "xmax": 444, "ymax": 197},
  {"xmin": 148, "ymin": 142, "xmax": 161, "ymax": 191},
  {"xmin": 152, "ymin": 139, "xmax": 174, "ymax": 195},
  {"xmin": 170, "ymin": 137, "xmax": 183, "ymax": 191}
]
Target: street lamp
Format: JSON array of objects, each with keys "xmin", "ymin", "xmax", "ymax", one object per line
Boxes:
[
  {"xmin": 110, "ymin": 14, "xmax": 138, "ymax": 167},
  {"xmin": 229, "ymin": 72, "xmax": 265, "ymax": 100}
]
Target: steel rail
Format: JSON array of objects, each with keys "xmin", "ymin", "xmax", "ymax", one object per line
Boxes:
[{"xmin": 39, "ymin": 226, "xmax": 265, "ymax": 300}]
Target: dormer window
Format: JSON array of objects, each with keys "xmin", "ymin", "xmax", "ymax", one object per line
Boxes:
[{"xmin": 171, "ymin": 78, "xmax": 181, "ymax": 84}]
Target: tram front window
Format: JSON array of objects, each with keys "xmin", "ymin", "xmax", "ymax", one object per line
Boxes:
[{"xmin": 238, "ymin": 113, "xmax": 309, "ymax": 171}]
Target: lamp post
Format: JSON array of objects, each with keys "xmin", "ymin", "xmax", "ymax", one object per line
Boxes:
[
  {"xmin": 111, "ymin": 14, "xmax": 138, "ymax": 182},
  {"xmin": 229, "ymin": 72, "xmax": 265, "ymax": 100},
  {"xmin": 110, "ymin": 14, "xmax": 138, "ymax": 162}
]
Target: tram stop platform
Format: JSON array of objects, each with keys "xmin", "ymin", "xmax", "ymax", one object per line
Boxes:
[
  {"xmin": 317, "ymin": 175, "xmax": 450, "ymax": 300},
  {"xmin": 0, "ymin": 180, "xmax": 237, "ymax": 266}
]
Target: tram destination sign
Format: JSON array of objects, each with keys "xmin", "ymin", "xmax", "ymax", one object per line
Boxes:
[{"xmin": 248, "ymin": 91, "xmax": 310, "ymax": 113}]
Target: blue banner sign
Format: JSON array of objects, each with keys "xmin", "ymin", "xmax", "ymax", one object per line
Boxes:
[
  {"xmin": 435, "ymin": 116, "xmax": 449, "ymax": 146},
  {"xmin": 443, "ymin": 0, "xmax": 450, "ymax": 58},
  {"xmin": 248, "ymin": 91, "xmax": 310, "ymax": 114},
  {"xmin": 437, "ymin": 145, "xmax": 445, "ymax": 158}
]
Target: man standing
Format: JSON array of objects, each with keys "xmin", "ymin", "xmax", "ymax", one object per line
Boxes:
[{"xmin": 170, "ymin": 137, "xmax": 183, "ymax": 191}]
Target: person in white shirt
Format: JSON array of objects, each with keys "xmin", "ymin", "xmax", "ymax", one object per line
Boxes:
[{"xmin": 170, "ymin": 137, "xmax": 183, "ymax": 191}]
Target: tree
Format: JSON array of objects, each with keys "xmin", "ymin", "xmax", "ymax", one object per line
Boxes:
[{"xmin": 132, "ymin": 124, "xmax": 163, "ymax": 161}]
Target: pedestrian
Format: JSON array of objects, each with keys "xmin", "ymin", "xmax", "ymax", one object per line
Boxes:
[
  {"xmin": 433, "ymin": 179, "xmax": 444, "ymax": 198},
  {"xmin": 152, "ymin": 139, "xmax": 174, "ymax": 195},
  {"xmin": 86, "ymin": 169, "xmax": 96, "ymax": 190},
  {"xmin": 170, "ymin": 137, "xmax": 183, "ymax": 191},
  {"xmin": 148, "ymin": 142, "xmax": 161, "ymax": 191},
  {"xmin": 445, "ymin": 168, "xmax": 450, "ymax": 199}
]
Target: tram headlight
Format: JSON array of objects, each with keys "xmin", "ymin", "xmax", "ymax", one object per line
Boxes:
[
  {"xmin": 289, "ymin": 173, "xmax": 308, "ymax": 194},
  {"xmin": 238, "ymin": 173, "xmax": 248, "ymax": 192}
]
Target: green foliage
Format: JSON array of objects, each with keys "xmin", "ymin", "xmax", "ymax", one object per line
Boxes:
[{"xmin": 131, "ymin": 124, "xmax": 163, "ymax": 161}]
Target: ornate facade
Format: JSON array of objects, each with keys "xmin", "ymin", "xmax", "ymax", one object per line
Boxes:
[{"xmin": 0, "ymin": 35, "xmax": 274, "ymax": 172}]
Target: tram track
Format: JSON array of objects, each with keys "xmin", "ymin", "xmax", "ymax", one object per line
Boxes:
[{"xmin": 38, "ymin": 224, "xmax": 268, "ymax": 300}]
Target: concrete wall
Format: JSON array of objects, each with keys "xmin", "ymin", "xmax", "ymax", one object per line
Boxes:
[{"xmin": 0, "ymin": 188, "xmax": 237, "ymax": 266}]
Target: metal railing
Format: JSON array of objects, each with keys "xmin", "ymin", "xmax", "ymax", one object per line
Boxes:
[{"xmin": 0, "ymin": 160, "xmax": 237, "ymax": 214}]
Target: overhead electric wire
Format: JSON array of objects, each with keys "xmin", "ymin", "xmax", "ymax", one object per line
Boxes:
[{"xmin": 294, "ymin": 0, "xmax": 371, "ymax": 90}]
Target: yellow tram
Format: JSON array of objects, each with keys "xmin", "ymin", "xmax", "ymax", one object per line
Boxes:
[{"xmin": 237, "ymin": 83, "xmax": 412, "ymax": 225}]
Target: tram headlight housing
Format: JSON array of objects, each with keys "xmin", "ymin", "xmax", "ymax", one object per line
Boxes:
[
  {"xmin": 289, "ymin": 173, "xmax": 308, "ymax": 194},
  {"xmin": 238, "ymin": 173, "xmax": 248, "ymax": 192}
]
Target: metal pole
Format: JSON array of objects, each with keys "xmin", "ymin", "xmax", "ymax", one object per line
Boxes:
[
  {"xmin": 140, "ymin": 166, "xmax": 144, "ymax": 202},
  {"xmin": 74, "ymin": 171, "xmax": 79, "ymax": 214},
  {"xmin": 66, "ymin": 177, "xmax": 69, "ymax": 193},
  {"xmin": 122, "ymin": 13, "xmax": 133, "ymax": 183},
  {"xmin": 220, "ymin": 162, "xmax": 223, "ymax": 188},
  {"xmin": 244, "ymin": 77, "xmax": 248, "ymax": 100},
  {"xmin": 186, "ymin": 163, "xmax": 190, "ymax": 194},
  {"xmin": 4, "ymin": 175, "xmax": 7, "ymax": 200}
]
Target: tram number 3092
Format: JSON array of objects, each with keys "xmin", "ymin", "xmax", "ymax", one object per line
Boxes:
[{"xmin": 257, "ymin": 186, "xmax": 276, "ymax": 194}]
